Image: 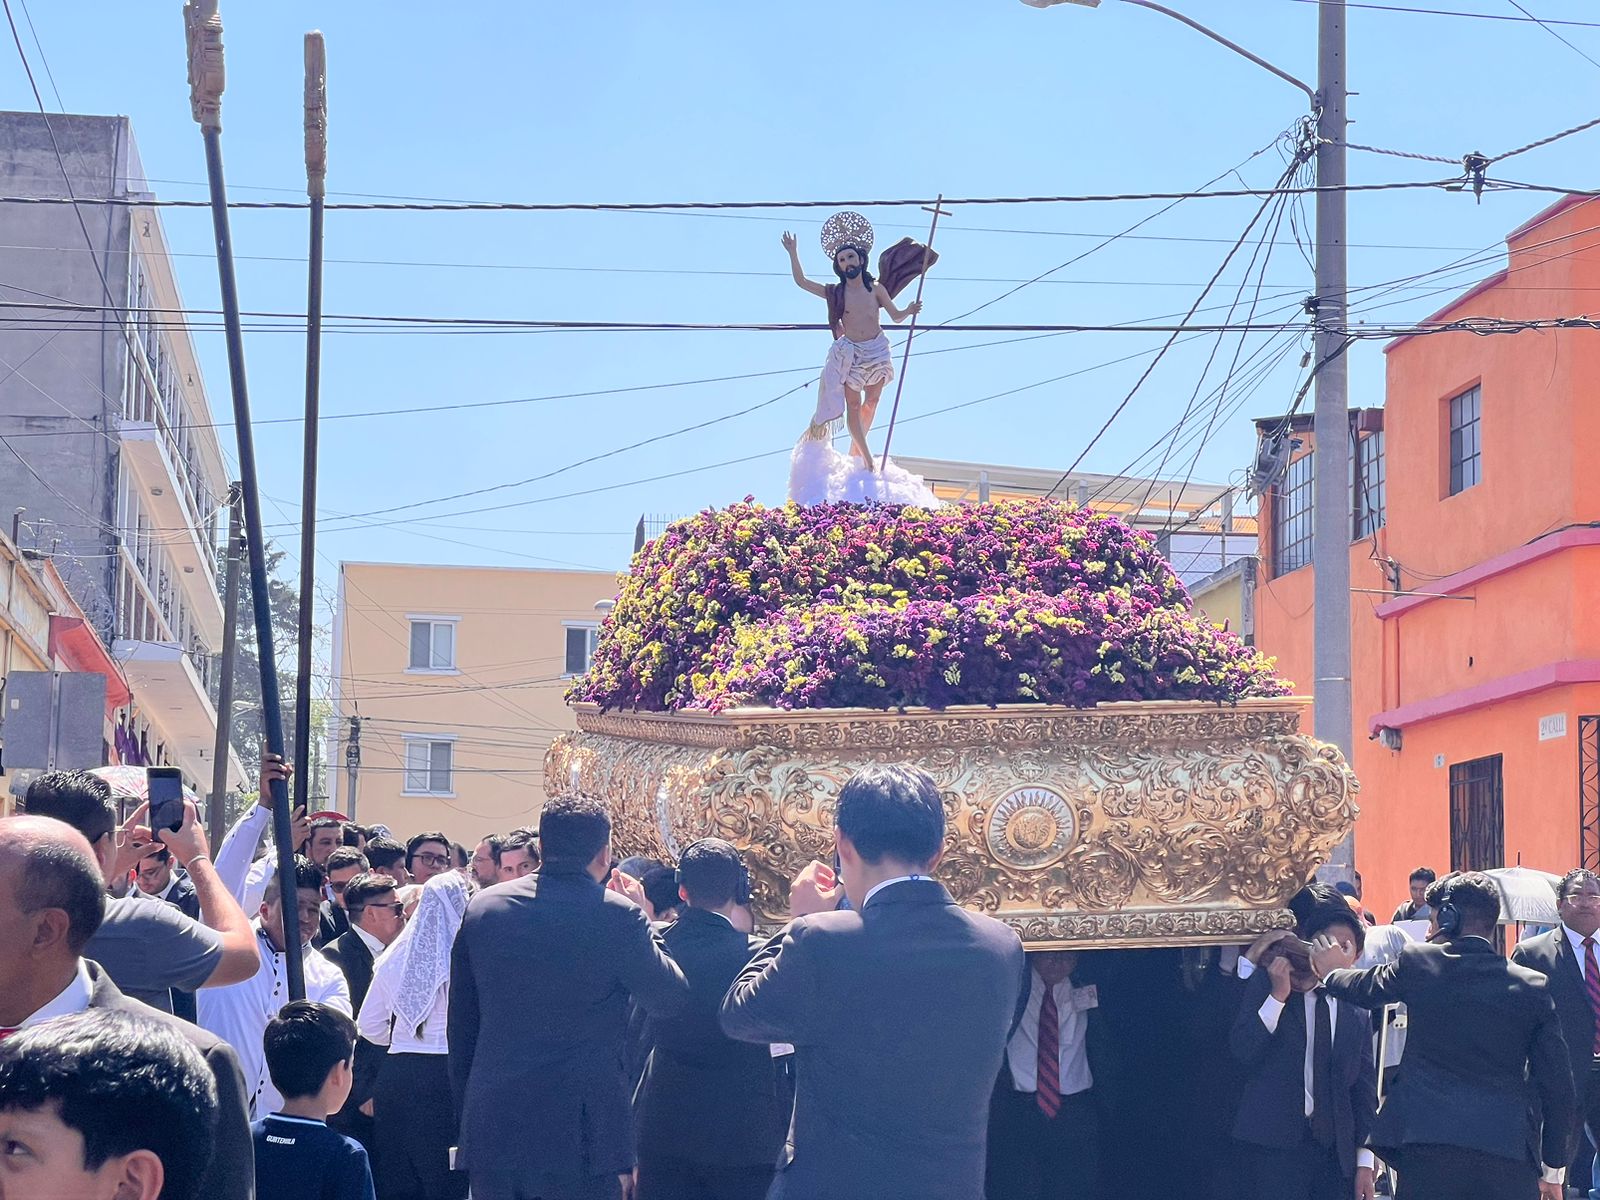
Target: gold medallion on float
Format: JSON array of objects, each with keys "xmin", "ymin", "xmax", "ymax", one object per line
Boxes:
[{"xmin": 986, "ymin": 785, "xmax": 1076, "ymax": 870}]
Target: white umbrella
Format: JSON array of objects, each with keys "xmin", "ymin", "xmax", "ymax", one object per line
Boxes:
[{"xmin": 1483, "ymin": 866, "xmax": 1561, "ymax": 926}]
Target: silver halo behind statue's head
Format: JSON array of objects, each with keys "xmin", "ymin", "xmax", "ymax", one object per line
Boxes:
[{"xmin": 820, "ymin": 210, "xmax": 874, "ymax": 262}]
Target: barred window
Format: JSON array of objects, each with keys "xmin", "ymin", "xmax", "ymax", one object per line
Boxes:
[
  {"xmin": 1448, "ymin": 385, "xmax": 1481, "ymax": 495},
  {"xmin": 1352, "ymin": 430, "xmax": 1386, "ymax": 539},
  {"xmin": 1272, "ymin": 450, "xmax": 1314, "ymax": 576}
]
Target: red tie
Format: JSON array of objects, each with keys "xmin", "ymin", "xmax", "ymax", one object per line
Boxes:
[
  {"xmin": 1036, "ymin": 986, "xmax": 1060, "ymax": 1119},
  {"xmin": 1584, "ymin": 937, "xmax": 1600, "ymax": 1054}
]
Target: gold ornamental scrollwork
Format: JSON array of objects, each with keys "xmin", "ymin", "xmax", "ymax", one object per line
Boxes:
[{"xmin": 545, "ymin": 699, "xmax": 1358, "ymax": 949}]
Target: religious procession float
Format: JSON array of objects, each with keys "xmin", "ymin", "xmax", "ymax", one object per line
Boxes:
[{"xmin": 544, "ymin": 213, "xmax": 1358, "ymax": 949}]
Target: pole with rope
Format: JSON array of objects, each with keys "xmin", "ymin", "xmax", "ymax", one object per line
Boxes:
[
  {"xmin": 879, "ymin": 196, "xmax": 948, "ymax": 466},
  {"xmin": 185, "ymin": 0, "xmax": 304, "ymax": 997}
]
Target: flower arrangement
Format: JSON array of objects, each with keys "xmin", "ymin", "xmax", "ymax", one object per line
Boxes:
[{"xmin": 572, "ymin": 498, "xmax": 1287, "ymax": 713}]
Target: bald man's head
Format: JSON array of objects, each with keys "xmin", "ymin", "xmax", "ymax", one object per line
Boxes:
[{"xmin": 0, "ymin": 817, "xmax": 106, "ymax": 955}]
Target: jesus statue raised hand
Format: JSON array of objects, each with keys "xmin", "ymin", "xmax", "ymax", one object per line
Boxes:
[{"xmin": 783, "ymin": 212, "xmax": 923, "ymax": 473}]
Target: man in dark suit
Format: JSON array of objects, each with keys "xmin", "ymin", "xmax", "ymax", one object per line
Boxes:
[
  {"xmin": 320, "ymin": 870, "xmax": 406, "ymax": 1158},
  {"xmin": 634, "ymin": 838, "xmax": 784, "ymax": 1200},
  {"xmin": 721, "ymin": 764, "xmax": 1028, "ymax": 1200},
  {"xmin": 1512, "ymin": 867, "xmax": 1600, "ymax": 1166},
  {"xmin": 1230, "ymin": 893, "xmax": 1378, "ymax": 1200},
  {"xmin": 0, "ymin": 815, "xmax": 256, "ymax": 1200},
  {"xmin": 449, "ymin": 795, "xmax": 688, "ymax": 1200},
  {"xmin": 985, "ymin": 949, "xmax": 1114, "ymax": 1200},
  {"xmin": 1313, "ymin": 870, "xmax": 1577, "ymax": 1200},
  {"xmin": 313, "ymin": 846, "xmax": 368, "ymax": 948},
  {"xmin": 135, "ymin": 844, "xmax": 203, "ymax": 1021}
]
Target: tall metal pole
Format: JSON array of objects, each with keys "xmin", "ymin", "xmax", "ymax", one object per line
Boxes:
[
  {"xmin": 208, "ymin": 483, "xmax": 242, "ymax": 846},
  {"xmin": 294, "ymin": 32, "xmax": 327, "ymax": 822},
  {"xmin": 1312, "ymin": 0, "xmax": 1354, "ymax": 875},
  {"xmin": 185, "ymin": 0, "xmax": 303, "ymax": 996}
]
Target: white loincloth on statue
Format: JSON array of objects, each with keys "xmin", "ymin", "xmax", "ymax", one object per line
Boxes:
[
  {"xmin": 813, "ymin": 333, "xmax": 894, "ymax": 426},
  {"xmin": 787, "ymin": 433, "xmax": 940, "ymax": 507}
]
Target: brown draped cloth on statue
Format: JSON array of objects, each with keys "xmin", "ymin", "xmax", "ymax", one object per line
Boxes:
[{"xmin": 826, "ymin": 238, "xmax": 940, "ymax": 338}]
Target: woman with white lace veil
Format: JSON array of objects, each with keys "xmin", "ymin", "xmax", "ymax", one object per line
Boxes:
[{"xmin": 358, "ymin": 869, "xmax": 472, "ymax": 1200}]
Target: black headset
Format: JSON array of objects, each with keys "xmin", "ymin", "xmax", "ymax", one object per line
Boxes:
[
  {"xmin": 677, "ymin": 839, "xmax": 751, "ymax": 907},
  {"xmin": 1434, "ymin": 880, "xmax": 1463, "ymax": 940}
]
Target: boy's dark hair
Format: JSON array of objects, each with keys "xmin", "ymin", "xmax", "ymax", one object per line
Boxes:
[
  {"xmin": 643, "ymin": 865, "xmax": 682, "ymax": 916},
  {"xmin": 477, "ymin": 833, "xmax": 505, "ymax": 866},
  {"xmin": 1422, "ymin": 872, "xmax": 1455, "ymax": 912},
  {"xmin": 835, "ymin": 764, "xmax": 945, "ymax": 867},
  {"xmin": 325, "ymin": 847, "xmax": 369, "ymax": 874},
  {"xmin": 502, "ymin": 826, "xmax": 539, "ymax": 864},
  {"xmin": 677, "ymin": 838, "xmax": 744, "ymax": 909},
  {"xmin": 451, "ymin": 842, "xmax": 470, "ymax": 869},
  {"xmin": 342, "ymin": 872, "xmax": 397, "ymax": 918},
  {"xmin": 263, "ymin": 1001, "xmax": 357, "ymax": 1101},
  {"xmin": 618, "ymin": 855, "xmax": 662, "ymax": 881},
  {"xmin": 0, "ymin": 1009, "xmax": 217, "ymax": 1200},
  {"xmin": 23, "ymin": 770, "xmax": 116, "ymax": 845},
  {"xmin": 308, "ymin": 817, "xmax": 343, "ymax": 840},
  {"xmin": 405, "ymin": 831, "xmax": 450, "ymax": 868},
  {"xmin": 1288, "ymin": 882, "xmax": 1344, "ymax": 929},
  {"xmin": 14, "ymin": 830, "xmax": 105, "ymax": 953},
  {"xmin": 146, "ymin": 844, "xmax": 173, "ymax": 864},
  {"xmin": 341, "ymin": 823, "xmax": 369, "ymax": 847},
  {"xmin": 1409, "ymin": 866, "xmax": 1438, "ymax": 886},
  {"xmin": 262, "ymin": 855, "xmax": 326, "ymax": 906},
  {"xmin": 365, "ymin": 837, "xmax": 406, "ymax": 872},
  {"xmin": 1438, "ymin": 871, "xmax": 1503, "ymax": 934},
  {"xmin": 539, "ymin": 797, "xmax": 610, "ymax": 865}
]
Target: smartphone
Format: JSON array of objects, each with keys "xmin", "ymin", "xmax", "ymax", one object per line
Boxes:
[{"xmin": 146, "ymin": 767, "xmax": 186, "ymax": 833}]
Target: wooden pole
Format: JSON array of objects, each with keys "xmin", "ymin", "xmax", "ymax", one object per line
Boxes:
[
  {"xmin": 185, "ymin": 0, "xmax": 304, "ymax": 996},
  {"xmin": 878, "ymin": 196, "xmax": 948, "ymax": 466}
]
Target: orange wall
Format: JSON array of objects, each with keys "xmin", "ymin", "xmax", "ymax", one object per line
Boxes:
[{"xmin": 1254, "ymin": 196, "xmax": 1600, "ymax": 918}]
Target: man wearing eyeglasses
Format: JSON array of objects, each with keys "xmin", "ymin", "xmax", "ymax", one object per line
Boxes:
[
  {"xmin": 407, "ymin": 832, "xmax": 453, "ymax": 886},
  {"xmin": 323, "ymin": 871, "xmax": 408, "ymax": 1166}
]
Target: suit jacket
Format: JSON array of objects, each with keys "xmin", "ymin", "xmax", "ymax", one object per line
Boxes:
[
  {"xmin": 448, "ymin": 862, "xmax": 688, "ymax": 1181},
  {"xmin": 84, "ymin": 960, "xmax": 255, "ymax": 1200},
  {"xmin": 1511, "ymin": 926, "xmax": 1595, "ymax": 1108},
  {"xmin": 1229, "ymin": 971, "xmax": 1377, "ymax": 1178},
  {"xmin": 1322, "ymin": 937, "xmax": 1577, "ymax": 1171},
  {"xmin": 634, "ymin": 908, "xmax": 784, "ymax": 1167},
  {"xmin": 166, "ymin": 872, "xmax": 202, "ymax": 921},
  {"xmin": 313, "ymin": 900, "xmax": 349, "ymax": 949},
  {"xmin": 721, "ymin": 879, "xmax": 1027, "ymax": 1200},
  {"xmin": 320, "ymin": 929, "xmax": 384, "ymax": 1119}
]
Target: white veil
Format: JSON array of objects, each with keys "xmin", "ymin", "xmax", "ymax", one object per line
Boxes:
[{"xmin": 381, "ymin": 870, "xmax": 472, "ymax": 1035}]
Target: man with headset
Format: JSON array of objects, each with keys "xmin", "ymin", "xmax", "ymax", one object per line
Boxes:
[
  {"xmin": 1309, "ymin": 870, "xmax": 1578, "ymax": 1200},
  {"xmin": 633, "ymin": 839, "xmax": 786, "ymax": 1200}
]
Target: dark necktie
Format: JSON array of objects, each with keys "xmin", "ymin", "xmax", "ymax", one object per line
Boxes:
[
  {"xmin": 1584, "ymin": 937, "xmax": 1600, "ymax": 1054},
  {"xmin": 1310, "ymin": 989, "xmax": 1336, "ymax": 1147},
  {"xmin": 1036, "ymin": 987, "xmax": 1060, "ymax": 1119}
]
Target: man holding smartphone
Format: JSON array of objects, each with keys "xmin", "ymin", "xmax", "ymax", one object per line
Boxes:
[{"xmin": 22, "ymin": 770, "xmax": 260, "ymax": 1015}]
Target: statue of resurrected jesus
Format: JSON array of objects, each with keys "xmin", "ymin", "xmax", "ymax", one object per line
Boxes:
[{"xmin": 782, "ymin": 211, "xmax": 934, "ymax": 473}]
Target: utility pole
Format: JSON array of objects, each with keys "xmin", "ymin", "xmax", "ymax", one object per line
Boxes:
[
  {"xmin": 1312, "ymin": 0, "xmax": 1354, "ymax": 876},
  {"xmin": 344, "ymin": 715, "xmax": 361, "ymax": 821},
  {"xmin": 208, "ymin": 484, "xmax": 243, "ymax": 845}
]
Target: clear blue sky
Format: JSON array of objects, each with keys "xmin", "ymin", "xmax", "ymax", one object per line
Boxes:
[{"xmin": 6, "ymin": 0, "xmax": 1598, "ymax": 598}]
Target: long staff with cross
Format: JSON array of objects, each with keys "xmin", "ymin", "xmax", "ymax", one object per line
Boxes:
[{"xmin": 878, "ymin": 196, "xmax": 950, "ymax": 467}]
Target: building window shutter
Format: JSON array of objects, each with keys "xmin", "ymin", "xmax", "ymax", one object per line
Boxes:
[
  {"xmin": 431, "ymin": 622, "xmax": 454, "ymax": 670},
  {"xmin": 566, "ymin": 627, "xmax": 590, "ymax": 676},
  {"xmin": 409, "ymin": 621, "xmax": 431, "ymax": 670},
  {"xmin": 404, "ymin": 740, "xmax": 429, "ymax": 792},
  {"xmin": 429, "ymin": 742, "xmax": 453, "ymax": 794}
]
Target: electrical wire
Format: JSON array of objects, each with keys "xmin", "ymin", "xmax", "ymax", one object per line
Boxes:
[{"xmin": 1504, "ymin": 0, "xmax": 1600, "ymax": 72}]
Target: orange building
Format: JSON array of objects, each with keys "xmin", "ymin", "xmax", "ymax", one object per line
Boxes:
[{"xmin": 1252, "ymin": 195, "xmax": 1600, "ymax": 917}]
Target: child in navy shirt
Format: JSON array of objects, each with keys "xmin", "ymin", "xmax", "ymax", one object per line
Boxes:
[{"xmin": 252, "ymin": 1001, "xmax": 376, "ymax": 1200}]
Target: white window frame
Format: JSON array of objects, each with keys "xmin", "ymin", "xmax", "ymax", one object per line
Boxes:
[
  {"xmin": 406, "ymin": 614, "xmax": 461, "ymax": 674},
  {"xmin": 563, "ymin": 620, "xmax": 602, "ymax": 678},
  {"xmin": 401, "ymin": 733, "xmax": 457, "ymax": 797}
]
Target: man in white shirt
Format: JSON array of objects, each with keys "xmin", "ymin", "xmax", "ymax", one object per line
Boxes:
[
  {"xmin": 199, "ymin": 853, "xmax": 352, "ymax": 1118},
  {"xmin": 985, "ymin": 949, "xmax": 1106, "ymax": 1200}
]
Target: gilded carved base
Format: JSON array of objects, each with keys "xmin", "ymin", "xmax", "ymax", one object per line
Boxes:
[{"xmin": 544, "ymin": 699, "xmax": 1358, "ymax": 949}]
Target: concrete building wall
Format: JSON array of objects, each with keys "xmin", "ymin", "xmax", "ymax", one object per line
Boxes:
[
  {"xmin": 1252, "ymin": 195, "xmax": 1600, "ymax": 918},
  {"xmin": 332, "ymin": 562, "xmax": 621, "ymax": 846}
]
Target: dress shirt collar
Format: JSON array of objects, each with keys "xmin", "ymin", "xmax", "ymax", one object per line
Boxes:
[
  {"xmin": 353, "ymin": 924, "xmax": 387, "ymax": 958},
  {"xmin": 21, "ymin": 960, "xmax": 93, "ymax": 1030},
  {"xmin": 862, "ymin": 874, "xmax": 929, "ymax": 907}
]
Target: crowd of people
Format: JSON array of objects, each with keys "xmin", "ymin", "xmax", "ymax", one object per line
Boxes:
[{"xmin": 0, "ymin": 761, "xmax": 1596, "ymax": 1200}]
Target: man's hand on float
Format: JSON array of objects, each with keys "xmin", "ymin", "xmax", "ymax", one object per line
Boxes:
[
  {"xmin": 1267, "ymin": 953, "xmax": 1294, "ymax": 1003},
  {"xmin": 789, "ymin": 860, "xmax": 841, "ymax": 919}
]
